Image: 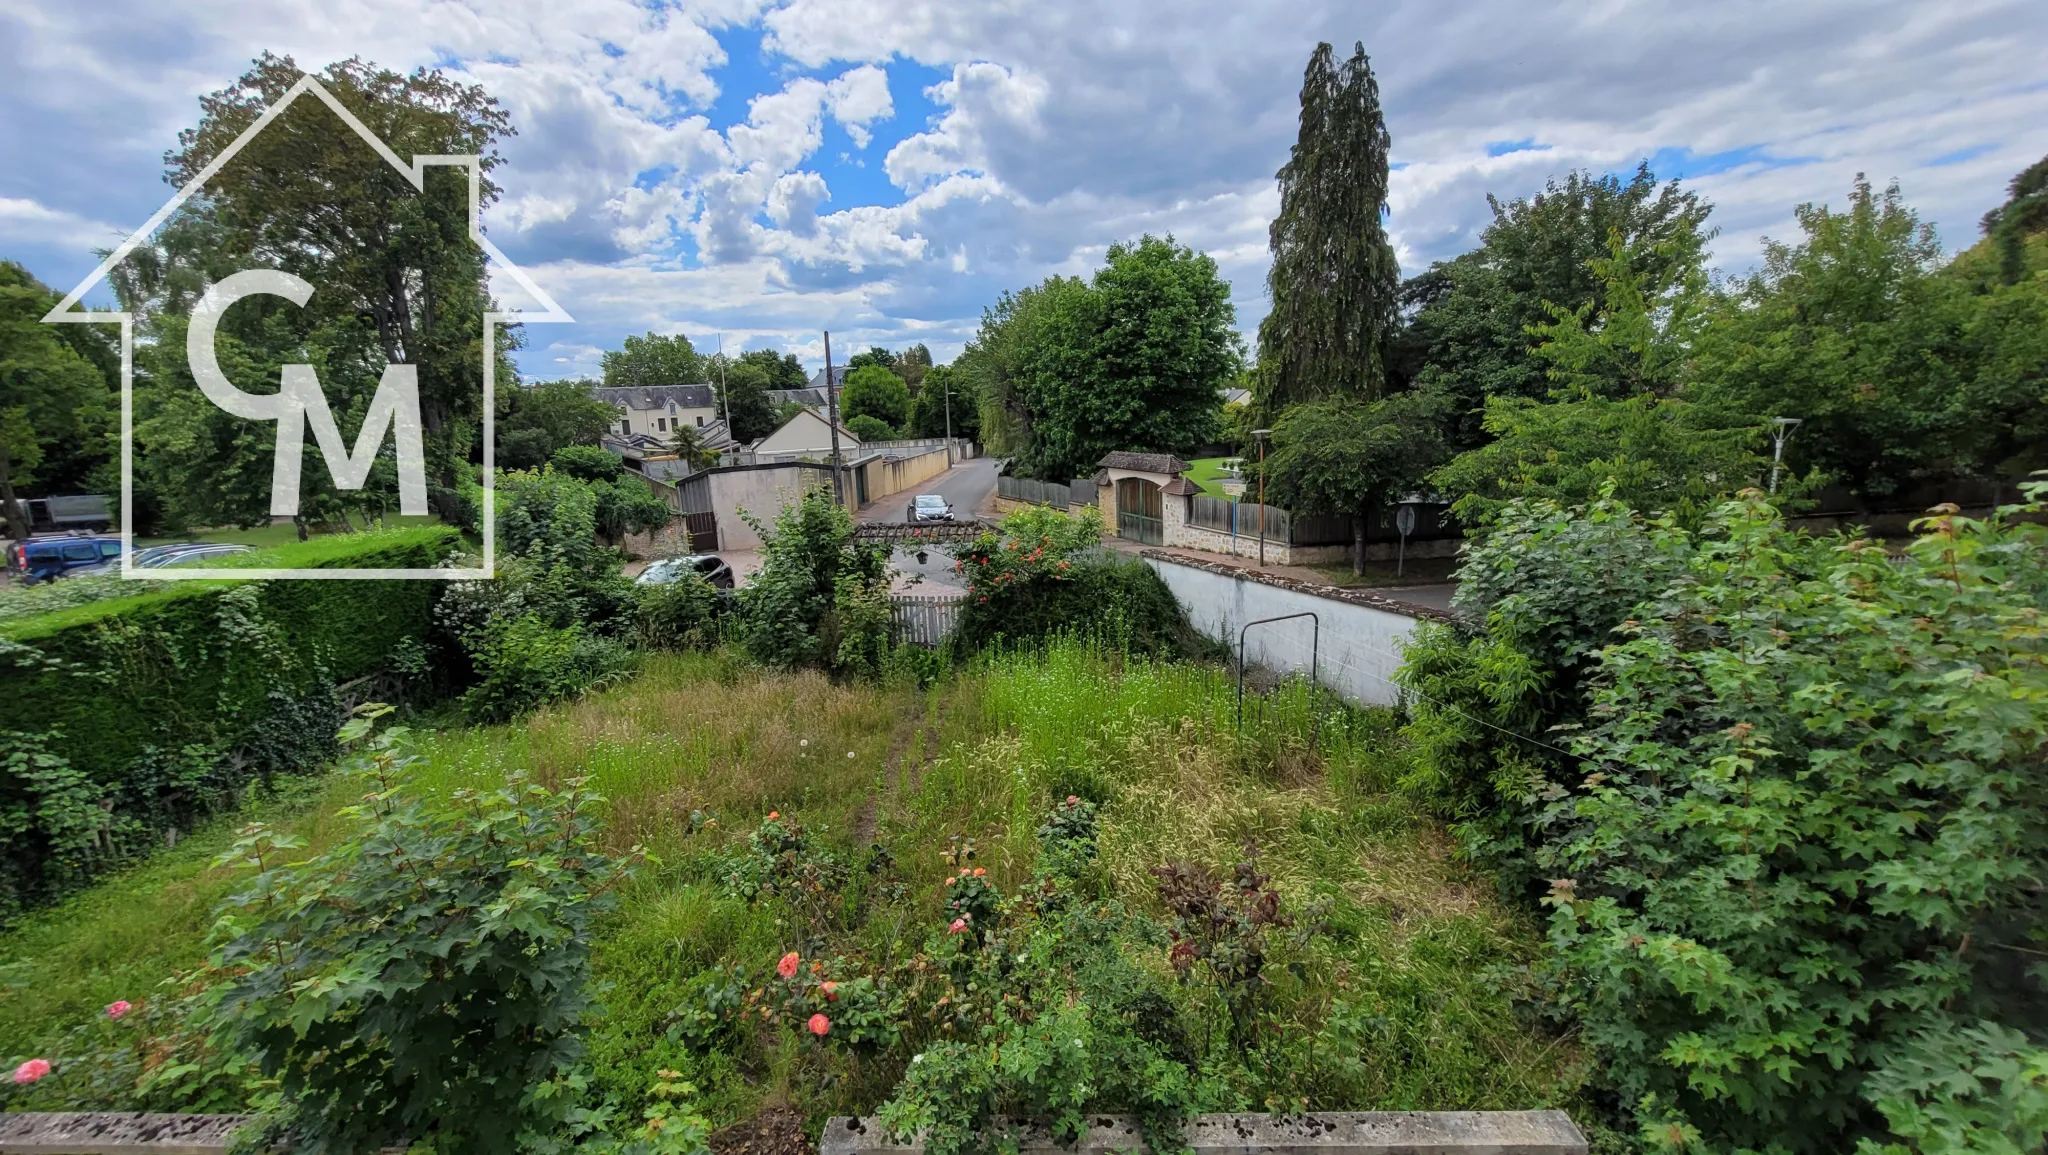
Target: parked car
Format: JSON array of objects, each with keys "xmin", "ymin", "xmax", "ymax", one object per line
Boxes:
[
  {"xmin": 5, "ymin": 535, "xmax": 123, "ymax": 584},
  {"xmin": 906, "ymin": 494, "xmax": 954, "ymax": 523},
  {"xmin": 60, "ymin": 542, "xmax": 256, "ymax": 578},
  {"xmin": 635, "ymin": 554, "xmax": 735, "ymax": 590}
]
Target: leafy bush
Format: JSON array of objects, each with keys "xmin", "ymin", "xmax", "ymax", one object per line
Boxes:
[
  {"xmin": 846, "ymin": 414, "xmax": 898, "ymax": 443},
  {"xmin": 632, "ymin": 574, "xmax": 722, "ymax": 651},
  {"xmin": 552, "ymin": 444, "xmax": 626, "ymax": 482},
  {"xmin": 1152, "ymin": 847, "xmax": 1321, "ymax": 1048},
  {"xmin": 206, "ymin": 706, "xmax": 648, "ymax": 1153},
  {"xmin": 738, "ymin": 486, "xmax": 890, "ymax": 671},
  {"xmin": 461, "ymin": 613, "xmax": 633, "ymax": 724},
  {"xmin": 1531, "ymin": 491, "xmax": 2048, "ymax": 1153},
  {"xmin": 0, "ymin": 978, "xmax": 268, "ymax": 1115},
  {"xmin": 950, "ymin": 505, "xmax": 1194, "ymax": 654}
]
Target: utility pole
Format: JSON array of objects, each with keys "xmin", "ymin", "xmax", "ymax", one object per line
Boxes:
[
  {"xmin": 943, "ymin": 374, "xmax": 953, "ymax": 465},
  {"xmin": 717, "ymin": 334, "xmax": 729, "ymax": 432},
  {"xmin": 1768, "ymin": 416, "xmax": 1802, "ymax": 495},
  {"xmin": 823, "ymin": 331, "xmax": 844, "ymax": 504}
]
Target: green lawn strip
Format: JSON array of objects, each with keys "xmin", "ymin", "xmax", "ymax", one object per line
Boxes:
[{"xmin": 1185, "ymin": 456, "xmax": 1244, "ymax": 499}]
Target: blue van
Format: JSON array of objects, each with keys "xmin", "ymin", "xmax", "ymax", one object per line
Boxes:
[{"xmin": 5, "ymin": 536, "xmax": 124, "ymax": 584}]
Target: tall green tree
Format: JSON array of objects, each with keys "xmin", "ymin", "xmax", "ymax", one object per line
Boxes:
[
  {"xmin": 1688, "ymin": 177, "xmax": 1962, "ymax": 496},
  {"xmin": 1263, "ymin": 391, "xmax": 1447, "ymax": 574},
  {"xmin": 602, "ymin": 332, "xmax": 702, "ymax": 386},
  {"xmin": 896, "ymin": 342, "xmax": 933, "ymax": 390},
  {"xmin": 1528, "ymin": 219, "xmax": 1711, "ymax": 399},
  {"xmin": 971, "ymin": 235, "xmax": 1237, "ymax": 479},
  {"xmin": 166, "ymin": 53, "xmax": 518, "ymax": 524},
  {"xmin": 907, "ymin": 363, "xmax": 977, "ymax": 440},
  {"xmin": 714, "ymin": 359, "xmax": 780, "ymax": 443},
  {"xmin": 499, "ymin": 379, "xmax": 616, "ymax": 468},
  {"xmin": 1254, "ymin": 41, "xmax": 1399, "ymax": 410},
  {"xmin": 0, "ymin": 264, "xmax": 115, "ymax": 539},
  {"xmin": 840, "ymin": 364, "xmax": 909, "ymax": 431},
  {"xmin": 1396, "ymin": 164, "xmax": 1713, "ymax": 447},
  {"xmin": 845, "ymin": 346, "xmax": 898, "ymax": 375},
  {"xmin": 735, "ymin": 348, "xmax": 807, "ymax": 391},
  {"xmin": 1981, "ymin": 151, "xmax": 2048, "ymax": 286}
]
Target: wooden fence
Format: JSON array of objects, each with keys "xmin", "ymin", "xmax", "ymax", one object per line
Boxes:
[
  {"xmin": 997, "ymin": 476, "xmax": 1073, "ymax": 506},
  {"xmin": 889, "ymin": 594, "xmax": 963, "ymax": 647}
]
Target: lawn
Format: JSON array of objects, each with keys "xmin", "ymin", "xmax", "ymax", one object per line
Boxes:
[
  {"xmin": 138, "ymin": 513, "xmax": 448, "ymax": 549},
  {"xmin": 0, "ymin": 642, "xmax": 1586, "ymax": 1133},
  {"xmin": 1184, "ymin": 456, "xmax": 1246, "ymax": 499}
]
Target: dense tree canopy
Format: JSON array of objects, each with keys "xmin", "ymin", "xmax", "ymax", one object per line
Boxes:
[
  {"xmin": 499, "ymin": 379, "xmax": 616, "ymax": 469},
  {"xmin": 735, "ymin": 348, "xmax": 808, "ymax": 391},
  {"xmin": 1262, "ymin": 390, "xmax": 1447, "ymax": 574},
  {"xmin": 839, "ymin": 364, "xmax": 909, "ymax": 432},
  {"xmin": 0, "ymin": 264, "xmax": 115, "ymax": 538},
  {"xmin": 961, "ymin": 235, "xmax": 1238, "ymax": 479},
  {"xmin": 602, "ymin": 332, "xmax": 702, "ymax": 387},
  {"xmin": 907, "ymin": 363, "xmax": 976, "ymax": 440},
  {"xmin": 1254, "ymin": 41, "xmax": 1398, "ymax": 411},
  {"xmin": 163, "ymin": 53, "xmax": 515, "ymax": 525},
  {"xmin": 1396, "ymin": 164, "xmax": 1713, "ymax": 448},
  {"xmin": 712, "ymin": 357, "xmax": 781, "ymax": 443}
]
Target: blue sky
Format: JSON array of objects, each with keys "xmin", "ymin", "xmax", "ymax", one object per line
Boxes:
[{"xmin": 3, "ymin": 0, "xmax": 2045, "ymax": 381}]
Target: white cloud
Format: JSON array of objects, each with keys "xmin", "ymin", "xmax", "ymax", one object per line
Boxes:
[{"xmin": 2, "ymin": 0, "xmax": 2043, "ymax": 379}]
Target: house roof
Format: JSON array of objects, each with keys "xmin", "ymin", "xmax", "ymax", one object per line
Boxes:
[
  {"xmin": 1097, "ymin": 451, "xmax": 1193, "ymax": 475},
  {"xmin": 602, "ymin": 432, "xmax": 676, "ymax": 458},
  {"xmin": 590, "ymin": 384, "xmax": 715, "ymax": 411},
  {"xmin": 698, "ymin": 419, "xmax": 739, "ymax": 451},
  {"xmin": 1220, "ymin": 387, "xmax": 1252, "ymax": 406},
  {"xmin": 806, "ymin": 366, "xmax": 850, "ymax": 389},
  {"xmin": 766, "ymin": 387, "xmax": 830, "ymax": 407},
  {"xmin": 1161, "ymin": 477, "xmax": 1203, "ymax": 497}
]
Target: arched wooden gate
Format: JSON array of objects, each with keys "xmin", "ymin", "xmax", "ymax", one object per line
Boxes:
[{"xmin": 1114, "ymin": 477, "xmax": 1164, "ymax": 545}]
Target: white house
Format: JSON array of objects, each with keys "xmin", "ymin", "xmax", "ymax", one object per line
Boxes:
[
  {"xmin": 590, "ymin": 384, "xmax": 719, "ymax": 440},
  {"xmin": 751, "ymin": 407, "xmax": 863, "ymax": 462}
]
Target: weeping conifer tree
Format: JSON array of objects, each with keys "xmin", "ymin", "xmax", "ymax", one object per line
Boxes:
[{"xmin": 1255, "ymin": 42, "xmax": 1399, "ymax": 409}]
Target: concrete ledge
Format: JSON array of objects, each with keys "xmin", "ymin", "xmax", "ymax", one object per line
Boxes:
[
  {"xmin": 0, "ymin": 1113, "xmax": 252, "ymax": 1154},
  {"xmin": 1140, "ymin": 550, "xmax": 1457, "ymax": 623},
  {"xmin": 822, "ymin": 1112, "xmax": 1587, "ymax": 1155}
]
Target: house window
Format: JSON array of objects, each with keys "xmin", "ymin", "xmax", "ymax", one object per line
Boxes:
[
  {"xmin": 696, "ymin": 416, "xmax": 705, "ymax": 426},
  {"xmin": 618, "ymin": 419, "xmax": 630, "ymax": 434},
  {"xmin": 657, "ymin": 417, "xmax": 668, "ymax": 432}
]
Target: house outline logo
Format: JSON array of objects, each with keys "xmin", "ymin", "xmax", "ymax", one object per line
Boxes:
[{"xmin": 42, "ymin": 74, "xmax": 573, "ymax": 581}]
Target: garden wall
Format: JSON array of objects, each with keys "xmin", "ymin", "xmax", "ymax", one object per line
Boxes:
[
  {"xmin": 1142, "ymin": 551, "xmax": 1450, "ymax": 707},
  {"xmin": 822, "ymin": 1113, "xmax": 1588, "ymax": 1155}
]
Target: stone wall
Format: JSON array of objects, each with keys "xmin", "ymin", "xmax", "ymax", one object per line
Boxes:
[{"xmin": 821, "ymin": 1112, "xmax": 1588, "ymax": 1155}]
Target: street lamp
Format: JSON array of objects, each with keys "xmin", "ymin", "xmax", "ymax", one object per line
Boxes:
[
  {"xmin": 1251, "ymin": 428, "xmax": 1272, "ymax": 567},
  {"xmin": 1768, "ymin": 417, "xmax": 1802, "ymax": 495}
]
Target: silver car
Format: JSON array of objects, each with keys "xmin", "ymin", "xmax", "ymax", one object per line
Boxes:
[{"xmin": 906, "ymin": 494, "xmax": 953, "ymax": 523}]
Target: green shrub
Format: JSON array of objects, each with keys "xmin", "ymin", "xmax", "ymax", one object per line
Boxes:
[
  {"xmin": 846, "ymin": 414, "xmax": 898, "ymax": 443},
  {"xmin": 461, "ymin": 614, "xmax": 632, "ymax": 724},
  {"xmin": 950, "ymin": 506, "xmax": 1193, "ymax": 654},
  {"xmin": 632, "ymin": 575, "xmax": 722, "ymax": 651},
  {"xmin": 552, "ymin": 444, "xmax": 626, "ymax": 482},
  {"xmin": 205, "ymin": 707, "xmax": 648, "ymax": 1153},
  {"xmin": 738, "ymin": 486, "xmax": 889, "ymax": 670},
  {"xmin": 0, "ymin": 528, "xmax": 456, "ymax": 915},
  {"xmin": 1417, "ymin": 488, "xmax": 2048, "ymax": 1153}
]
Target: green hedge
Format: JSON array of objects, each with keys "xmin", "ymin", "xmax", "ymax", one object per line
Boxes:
[
  {"xmin": 0, "ymin": 527, "xmax": 459, "ymax": 914},
  {"xmin": 953, "ymin": 556, "xmax": 1199, "ymax": 656}
]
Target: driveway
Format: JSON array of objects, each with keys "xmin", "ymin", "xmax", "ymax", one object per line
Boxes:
[
  {"xmin": 854, "ymin": 456, "xmax": 1000, "ymax": 524},
  {"xmin": 853, "ymin": 455, "xmax": 1000, "ymax": 592}
]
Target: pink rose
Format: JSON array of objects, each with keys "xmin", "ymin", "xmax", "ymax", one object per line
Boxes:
[
  {"xmin": 105, "ymin": 1000, "xmax": 134, "ymax": 1020},
  {"xmin": 947, "ymin": 918, "xmax": 967, "ymax": 934},
  {"xmin": 808, "ymin": 1013, "xmax": 831, "ymax": 1036},
  {"xmin": 13, "ymin": 1059, "xmax": 51, "ymax": 1085},
  {"xmin": 777, "ymin": 952, "xmax": 801, "ymax": 979},
  {"xmin": 821, "ymin": 981, "xmax": 840, "ymax": 1001}
]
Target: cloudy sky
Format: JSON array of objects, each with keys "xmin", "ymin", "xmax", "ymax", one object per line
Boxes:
[{"xmin": 4, "ymin": 0, "xmax": 2045, "ymax": 381}]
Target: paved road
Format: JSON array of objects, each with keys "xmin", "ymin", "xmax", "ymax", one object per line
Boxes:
[
  {"xmin": 854, "ymin": 456, "xmax": 1000, "ymax": 592},
  {"xmin": 853, "ymin": 455, "xmax": 1000, "ymax": 525}
]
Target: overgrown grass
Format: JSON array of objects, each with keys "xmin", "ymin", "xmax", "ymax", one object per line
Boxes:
[{"xmin": 0, "ymin": 641, "xmax": 1585, "ymax": 1131}]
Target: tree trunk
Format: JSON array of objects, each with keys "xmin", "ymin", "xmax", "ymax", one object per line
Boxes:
[
  {"xmin": 1352, "ymin": 514, "xmax": 1366, "ymax": 577},
  {"xmin": 0, "ymin": 438, "xmax": 28, "ymax": 541}
]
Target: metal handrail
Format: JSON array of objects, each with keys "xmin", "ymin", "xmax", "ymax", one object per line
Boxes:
[{"xmin": 1235, "ymin": 611, "xmax": 1319, "ymax": 732}]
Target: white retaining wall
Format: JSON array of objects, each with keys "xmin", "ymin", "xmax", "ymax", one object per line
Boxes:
[{"xmin": 1142, "ymin": 553, "xmax": 1448, "ymax": 707}]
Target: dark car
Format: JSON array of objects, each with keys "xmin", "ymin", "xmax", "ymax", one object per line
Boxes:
[
  {"xmin": 906, "ymin": 494, "xmax": 954, "ymax": 523},
  {"xmin": 635, "ymin": 554, "xmax": 735, "ymax": 590},
  {"xmin": 5, "ymin": 535, "xmax": 124, "ymax": 584}
]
